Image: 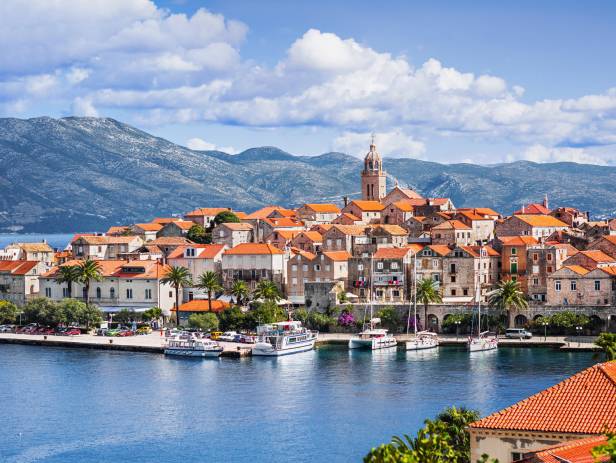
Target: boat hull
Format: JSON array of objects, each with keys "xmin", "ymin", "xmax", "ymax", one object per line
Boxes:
[
  {"xmin": 405, "ymin": 338, "xmax": 439, "ymax": 351},
  {"xmin": 348, "ymin": 336, "xmax": 397, "ymax": 350},
  {"xmin": 251, "ymin": 339, "xmax": 316, "ymax": 356},
  {"xmin": 164, "ymin": 348, "xmax": 223, "ymax": 357},
  {"xmin": 467, "ymin": 338, "xmax": 498, "ymax": 352}
]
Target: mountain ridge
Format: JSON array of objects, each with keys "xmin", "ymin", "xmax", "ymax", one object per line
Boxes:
[{"xmin": 1, "ymin": 116, "xmax": 615, "ymax": 232}]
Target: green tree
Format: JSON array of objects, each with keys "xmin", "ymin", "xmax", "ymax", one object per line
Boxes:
[
  {"xmin": 596, "ymin": 333, "xmax": 616, "ymax": 361},
  {"xmin": 23, "ymin": 297, "xmax": 62, "ymax": 326},
  {"xmin": 416, "ymin": 278, "xmax": 442, "ymax": 331},
  {"xmin": 58, "ymin": 299, "xmax": 101, "ymax": 329},
  {"xmin": 229, "ymin": 280, "xmax": 249, "ymax": 306},
  {"xmin": 142, "ymin": 307, "xmax": 163, "ymax": 322},
  {"xmin": 114, "ymin": 309, "xmax": 137, "ymax": 324},
  {"xmin": 488, "ymin": 280, "xmax": 528, "ymax": 329},
  {"xmin": 253, "ymin": 280, "xmax": 282, "ymax": 303},
  {"xmin": 79, "ymin": 304, "xmax": 102, "ymax": 329},
  {"xmin": 196, "ymin": 271, "xmax": 223, "ymax": 313},
  {"xmin": 161, "ymin": 265, "xmax": 192, "ymax": 326},
  {"xmin": 188, "ymin": 312, "xmax": 219, "ymax": 331},
  {"xmin": 246, "ymin": 301, "xmax": 286, "ymax": 327},
  {"xmin": 364, "ymin": 406, "xmax": 482, "ymax": 463},
  {"xmin": 187, "ymin": 224, "xmax": 211, "ymax": 244},
  {"xmin": 306, "ymin": 311, "xmax": 335, "ymax": 332},
  {"xmin": 76, "ymin": 258, "xmax": 103, "ymax": 307},
  {"xmin": 0, "ymin": 300, "xmax": 18, "ymax": 324},
  {"xmin": 55, "ymin": 265, "xmax": 80, "ymax": 298},
  {"xmin": 213, "ymin": 211, "xmax": 240, "ymax": 226},
  {"xmin": 592, "ymin": 433, "xmax": 616, "ymax": 462},
  {"xmin": 218, "ymin": 306, "xmax": 247, "ymax": 331},
  {"xmin": 548, "ymin": 311, "xmax": 590, "ymax": 335},
  {"xmin": 377, "ymin": 306, "xmax": 401, "ymax": 332}
]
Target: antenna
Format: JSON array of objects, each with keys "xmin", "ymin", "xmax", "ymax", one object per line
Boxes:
[{"xmin": 370, "ymin": 132, "xmax": 376, "ymax": 146}]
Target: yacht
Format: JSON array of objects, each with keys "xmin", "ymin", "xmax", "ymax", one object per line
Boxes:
[
  {"xmin": 164, "ymin": 335, "xmax": 223, "ymax": 358},
  {"xmin": 467, "ymin": 246, "xmax": 498, "ymax": 353},
  {"xmin": 348, "ymin": 317, "xmax": 398, "ymax": 350},
  {"xmin": 405, "ymin": 255, "xmax": 439, "ymax": 351},
  {"xmin": 252, "ymin": 321, "xmax": 318, "ymax": 356}
]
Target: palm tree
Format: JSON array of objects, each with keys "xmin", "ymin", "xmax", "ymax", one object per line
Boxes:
[
  {"xmin": 76, "ymin": 258, "xmax": 103, "ymax": 307},
  {"xmin": 253, "ymin": 280, "xmax": 281, "ymax": 303},
  {"xmin": 489, "ymin": 279, "xmax": 528, "ymax": 329},
  {"xmin": 55, "ymin": 265, "xmax": 79, "ymax": 298},
  {"xmin": 196, "ymin": 271, "xmax": 223, "ymax": 313},
  {"xmin": 229, "ymin": 280, "xmax": 249, "ymax": 307},
  {"xmin": 161, "ymin": 266, "xmax": 192, "ymax": 326},
  {"xmin": 416, "ymin": 278, "xmax": 442, "ymax": 332}
]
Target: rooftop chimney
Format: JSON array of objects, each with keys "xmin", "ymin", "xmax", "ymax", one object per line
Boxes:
[{"xmin": 343, "ymin": 196, "xmax": 349, "ymax": 207}]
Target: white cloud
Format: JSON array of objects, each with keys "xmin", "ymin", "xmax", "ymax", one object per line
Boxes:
[
  {"xmin": 506, "ymin": 144, "xmax": 607, "ymax": 165},
  {"xmin": 186, "ymin": 137, "xmax": 236, "ymax": 154},
  {"xmin": 332, "ymin": 130, "xmax": 426, "ymax": 159},
  {"xmin": 71, "ymin": 97, "xmax": 99, "ymax": 117}
]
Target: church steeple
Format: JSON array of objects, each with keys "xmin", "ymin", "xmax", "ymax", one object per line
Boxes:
[{"xmin": 361, "ymin": 137, "xmax": 386, "ymax": 201}]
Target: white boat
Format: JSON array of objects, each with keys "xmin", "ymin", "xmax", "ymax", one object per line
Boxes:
[
  {"xmin": 467, "ymin": 246, "xmax": 498, "ymax": 353},
  {"xmin": 405, "ymin": 255, "xmax": 438, "ymax": 351},
  {"xmin": 348, "ymin": 320, "xmax": 398, "ymax": 350},
  {"xmin": 164, "ymin": 336, "xmax": 223, "ymax": 357},
  {"xmin": 406, "ymin": 331, "xmax": 439, "ymax": 351},
  {"xmin": 252, "ymin": 321, "xmax": 318, "ymax": 356},
  {"xmin": 468, "ymin": 331, "xmax": 498, "ymax": 352}
]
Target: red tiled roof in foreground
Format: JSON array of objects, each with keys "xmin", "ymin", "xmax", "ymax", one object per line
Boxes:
[
  {"xmin": 517, "ymin": 435, "xmax": 609, "ymax": 463},
  {"xmin": 174, "ymin": 299, "xmax": 231, "ymax": 313},
  {"xmin": 470, "ymin": 361, "xmax": 616, "ymax": 434}
]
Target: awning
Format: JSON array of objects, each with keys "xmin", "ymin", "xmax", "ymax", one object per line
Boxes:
[{"xmin": 99, "ymin": 306, "xmax": 152, "ymax": 313}]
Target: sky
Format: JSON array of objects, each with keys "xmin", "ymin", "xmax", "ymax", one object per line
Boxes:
[{"xmin": 1, "ymin": 0, "xmax": 616, "ymax": 165}]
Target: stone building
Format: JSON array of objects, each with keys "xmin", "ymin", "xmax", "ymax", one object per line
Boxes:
[
  {"xmin": 296, "ymin": 203, "xmax": 341, "ymax": 225},
  {"xmin": 221, "ymin": 243, "xmax": 287, "ymax": 292},
  {"xmin": 286, "ymin": 250, "xmax": 350, "ymax": 304},
  {"xmin": 430, "ymin": 220, "xmax": 473, "ymax": 246},
  {"xmin": 360, "ymin": 140, "xmax": 387, "ymax": 201},
  {"xmin": 321, "ymin": 225, "xmax": 368, "ymax": 255},
  {"xmin": 0, "ymin": 242, "xmax": 55, "ymax": 266},
  {"xmin": 587, "ymin": 235, "xmax": 616, "ymax": 259},
  {"xmin": 340, "ymin": 200, "xmax": 384, "ymax": 224},
  {"xmin": 441, "ymin": 246, "xmax": 500, "ymax": 303},
  {"xmin": 495, "ymin": 215, "xmax": 569, "ymax": 239},
  {"xmin": 211, "ymin": 222, "xmax": 254, "ymax": 248},
  {"xmin": 547, "ymin": 265, "xmax": 616, "ymax": 306},
  {"xmin": 0, "ymin": 261, "xmax": 46, "ymax": 306},
  {"xmin": 289, "ymin": 231, "xmax": 323, "ymax": 254}
]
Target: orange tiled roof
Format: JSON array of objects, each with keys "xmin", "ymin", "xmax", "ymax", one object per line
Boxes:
[
  {"xmin": 43, "ymin": 260, "xmax": 168, "ymax": 279},
  {"xmin": 456, "ymin": 210, "xmax": 492, "ymax": 221},
  {"xmin": 151, "ymin": 217, "xmax": 180, "ymax": 224},
  {"xmin": 429, "ymin": 198, "xmax": 450, "ymax": 206},
  {"xmin": 514, "ymin": 203, "xmax": 551, "ymax": 215},
  {"xmin": 457, "ymin": 245, "xmax": 500, "ymax": 257},
  {"xmin": 289, "ymin": 247, "xmax": 317, "ymax": 260},
  {"xmin": 268, "ymin": 230, "xmax": 300, "ymax": 240},
  {"xmin": 329, "ymin": 224, "xmax": 367, "ymax": 236},
  {"xmin": 369, "ymin": 224, "xmax": 408, "ymax": 236},
  {"xmin": 303, "ymin": 203, "xmax": 341, "ymax": 213},
  {"xmin": 133, "ymin": 223, "xmax": 163, "ymax": 232},
  {"xmin": 373, "ymin": 247, "xmax": 414, "ymax": 259},
  {"xmin": 165, "ymin": 220, "xmax": 195, "ymax": 230},
  {"xmin": 517, "ymin": 435, "xmax": 609, "ymax": 463},
  {"xmin": 348, "ymin": 200, "xmax": 385, "ymax": 212},
  {"xmin": 262, "ymin": 217, "xmax": 304, "ymax": 228},
  {"xmin": 432, "ymin": 219, "xmax": 472, "ymax": 230},
  {"xmin": 245, "ymin": 206, "xmax": 295, "ymax": 220},
  {"xmin": 0, "ymin": 260, "xmax": 39, "ymax": 275},
  {"xmin": 458, "ymin": 207, "xmax": 500, "ymax": 217},
  {"xmin": 578, "ymin": 250, "xmax": 615, "ymax": 263},
  {"xmin": 322, "ymin": 250, "xmax": 351, "ymax": 261},
  {"xmin": 76, "ymin": 235, "xmax": 142, "ymax": 245},
  {"xmin": 560, "ymin": 265, "xmax": 590, "ymax": 275},
  {"xmin": 391, "ymin": 200, "xmax": 415, "ymax": 212},
  {"xmin": 336, "ymin": 212, "xmax": 362, "ymax": 221},
  {"xmin": 149, "ymin": 237, "xmax": 193, "ymax": 246},
  {"xmin": 219, "ymin": 222, "xmax": 253, "ymax": 231},
  {"xmin": 106, "ymin": 226, "xmax": 131, "ymax": 235},
  {"xmin": 234, "ymin": 211, "xmax": 248, "ymax": 219},
  {"xmin": 167, "ymin": 244, "xmax": 226, "ymax": 260},
  {"xmin": 224, "ymin": 243, "xmax": 284, "ymax": 255},
  {"xmin": 427, "ymin": 245, "xmax": 451, "ymax": 256},
  {"xmin": 294, "ymin": 231, "xmax": 323, "ymax": 242},
  {"xmin": 599, "ymin": 266, "xmax": 616, "ymax": 276},
  {"xmin": 499, "ymin": 236, "xmax": 540, "ymax": 246},
  {"xmin": 470, "ymin": 361, "xmax": 616, "ymax": 434},
  {"xmin": 185, "ymin": 207, "xmax": 230, "ymax": 217},
  {"xmin": 10, "ymin": 242, "xmax": 54, "ymax": 252},
  {"xmin": 311, "ymin": 224, "xmax": 334, "ymax": 233},
  {"xmin": 175, "ymin": 299, "xmax": 231, "ymax": 313},
  {"xmin": 515, "ymin": 215, "xmax": 569, "ymax": 228}
]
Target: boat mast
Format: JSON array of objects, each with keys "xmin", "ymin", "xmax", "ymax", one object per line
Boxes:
[
  {"xmin": 477, "ymin": 245, "xmax": 483, "ymax": 336},
  {"xmin": 413, "ymin": 252, "xmax": 418, "ymax": 335},
  {"xmin": 369, "ymin": 252, "xmax": 374, "ymax": 328}
]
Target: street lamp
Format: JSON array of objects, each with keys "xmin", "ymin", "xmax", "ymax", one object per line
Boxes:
[
  {"xmin": 541, "ymin": 320, "xmax": 548, "ymax": 342},
  {"xmin": 576, "ymin": 325, "xmax": 582, "ymax": 347},
  {"xmin": 455, "ymin": 320, "xmax": 461, "ymax": 341}
]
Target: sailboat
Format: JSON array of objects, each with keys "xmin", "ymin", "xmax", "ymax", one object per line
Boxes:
[
  {"xmin": 467, "ymin": 246, "xmax": 498, "ymax": 352},
  {"xmin": 348, "ymin": 253, "xmax": 397, "ymax": 350},
  {"xmin": 406, "ymin": 252, "xmax": 439, "ymax": 351}
]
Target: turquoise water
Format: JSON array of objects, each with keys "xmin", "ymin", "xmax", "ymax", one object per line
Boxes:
[
  {"xmin": 0, "ymin": 233, "xmax": 75, "ymax": 250},
  {"xmin": 0, "ymin": 345, "xmax": 595, "ymax": 463}
]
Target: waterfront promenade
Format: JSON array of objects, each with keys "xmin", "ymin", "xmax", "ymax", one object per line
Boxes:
[{"xmin": 0, "ymin": 331, "xmax": 599, "ymax": 354}]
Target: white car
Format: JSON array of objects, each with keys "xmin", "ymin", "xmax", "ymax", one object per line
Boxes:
[
  {"xmin": 218, "ymin": 331, "xmax": 239, "ymax": 342},
  {"xmin": 505, "ymin": 328, "xmax": 533, "ymax": 339}
]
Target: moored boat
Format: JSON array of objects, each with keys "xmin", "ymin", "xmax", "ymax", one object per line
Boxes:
[
  {"xmin": 405, "ymin": 331, "xmax": 439, "ymax": 351},
  {"xmin": 468, "ymin": 331, "xmax": 498, "ymax": 352},
  {"xmin": 164, "ymin": 336, "xmax": 223, "ymax": 358},
  {"xmin": 252, "ymin": 321, "xmax": 318, "ymax": 356},
  {"xmin": 348, "ymin": 318, "xmax": 397, "ymax": 350}
]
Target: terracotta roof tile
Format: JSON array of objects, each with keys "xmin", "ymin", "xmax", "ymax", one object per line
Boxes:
[
  {"xmin": 245, "ymin": 206, "xmax": 296, "ymax": 220},
  {"xmin": 322, "ymin": 250, "xmax": 352, "ymax": 261},
  {"xmin": 427, "ymin": 245, "xmax": 451, "ymax": 256},
  {"xmin": 262, "ymin": 217, "xmax": 304, "ymax": 228},
  {"xmin": 0, "ymin": 260, "xmax": 39, "ymax": 275},
  {"xmin": 185, "ymin": 207, "xmax": 230, "ymax": 217},
  {"xmin": 329, "ymin": 224, "xmax": 367, "ymax": 236},
  {"xmin": 370, "ymin": 224, "xmax": 408, "ymax": 236},
  {"xmin": 517, "ymin": 435, "xmax": 609, "ymax": 463},
  {"xmin": 348, "ymin": 200, "xmax": 385, "ymax": 211},
  {"xmin": 167, "ymin": 244, "xmax": 226, "ymax": 260},
  {"xmin": 432, "ymin": 220, "xmax": 472, "ymax": 230},
  {"xmin": 514, "ymin": 203, "xmax": 551, "ymax": 215},
  {"xmin": 289, "ymin": 247, "xmax": 317, "ymax": 260},
  {"xmin": 10, "ymin": 242, "xmax": 54, "ymax": 252},
  {"xmin": 133, "ymin": 223, "xmax": 163, "ymax": 232},
  {"xmin": 175, "ymin": 299, "xmax": 231, "ymax": 313},
  {"xmin": 373, "ymin": 247, "xmax": 414, "ymax": 259},
  {"xmin": 303, "ymin": 203, "xmax": 341, "ymax": 213},
  {"xmin": 470, "ymin": 361, "xmax": 616, "ymax": 434},
  {"xmin": 149, "ymin": 237, "xmax": 193, "ymax": 246},
  {"xmin": 561, "ymin": 265, "xmax": 591, "ymax": 275},
  {"xmin": 219, "ymin": 222, "xmax": 253, "ymax": 231},
  {"xmin": 499, "ymin": 236, "xmax": 540, "ymax": 246},
  {"xmin": 224, "ymin": 243, "xmax": 284, "ymax": 255},
  {"xmin": 294, "ymin": 231, "xmax": 323, "ymax": 242},
  {"xmin": 515, "ymin": 215, "xmax": 569, "ymax": 227}
]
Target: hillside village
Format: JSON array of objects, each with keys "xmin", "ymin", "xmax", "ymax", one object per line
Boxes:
[{"xmin": 2, "ymin": 141, "xmax": 616, "ymax": 331}]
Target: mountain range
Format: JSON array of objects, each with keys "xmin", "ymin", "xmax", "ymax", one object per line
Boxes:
[{"xmin": 1, "ymin": 116, "xmax": 615, "ymax": 233}]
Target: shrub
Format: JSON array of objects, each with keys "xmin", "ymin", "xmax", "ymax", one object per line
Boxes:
[
  {"xmin": 0, "ymin": 300, "xmax": 18, "ymax": 324},
  {"xmin": 338, "ymin": 308, "xmax": 355, "ymax": 327},
  {"xmin": 377, "ymin": 306, "xmax": 401, "ymax": 332},
  {"xmin": 188, "ymin": 313, "xmax": 219, "ymax": 331}
]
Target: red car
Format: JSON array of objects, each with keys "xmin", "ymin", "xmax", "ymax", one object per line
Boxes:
[
  {"xmin": 41, "ymin": 327, "xmax": 55, "ymax": 335},
  {"xmin": 117, "ymin": 329, "xmax": 134, "ymax": 337},
  {"xmin": 65, "ymin": 327, "xmax": 81, "ymax": 336},
  {"xmin": 19, "ymin": 324, "xmax": 38, "ymax": 334}
]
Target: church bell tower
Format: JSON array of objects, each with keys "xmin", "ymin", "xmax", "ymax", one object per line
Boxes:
[{"xmin": 361, "ymin": 137, "xmax": 386, "ymax": 201}]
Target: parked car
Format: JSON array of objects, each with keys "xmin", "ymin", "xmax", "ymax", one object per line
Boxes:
[
  {"xmin": 54, "ymin": 326, "xmax": 68, "ymax": 336},
  {"xmin": 218, "ymin": 331, "xmax": 239, "ymax": 342},
  {"xmin": 65, "ymin": 327, "xmax": 81, "ymax": 336},
  {"xmin": 505, "ymin": 328, "xmax": 533, "ymax": 339},
  {"xmin": 117, "ymin": 329, "xmax": 134, "ymax": 337},
  {"xmin": 239, "ymin": 334, "xmax": 256, "ymax": 344},
  {"xmin": 136, "ymin": 326, "xmax": 152, "ymax": 335},
  {"xmin": 41, "ymin": 327, "xmax": 55, "ymax": 335},
  {"xmin": 19, "ymin": 324, "xmax": 39, "ymax": 334},
  {"xmin": 0, "ymin": 324, "xmax": 16, "ymax": 333},
  {"xmin": 210, "ymin": 331, "xmax": 223, "ymax": 340}
]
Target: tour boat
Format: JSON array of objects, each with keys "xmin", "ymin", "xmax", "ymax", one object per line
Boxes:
[
  {"xmin": 348, "ymin": 318, "xmax": 398, "ymax": 350},
  {"xmin": 164, "ymin": 336, "xmax": 224, "ymax": 358},
  {"xmin": 252, "ymin": 321, "xmax": 318, "ymax": 356},
  {"xmin": 467, "ymin": 246, "xmax": 498, "ymax": 353},
  {"xmin": 405, "ymin": 255, "xmax": 439, "ymax": 351}
]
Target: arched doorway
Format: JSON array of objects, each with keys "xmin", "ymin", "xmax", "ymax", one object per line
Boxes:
[
  {"xmin": 514, "ymin": 314, "xmax": 528, "ymax": 328},
  {"xmin": 589, "ymin": 315, "xmax": 604, "ymax": 334},
  {"xmin": 427, "ymin": 314, "xmax": 439, "ymax": 333}
]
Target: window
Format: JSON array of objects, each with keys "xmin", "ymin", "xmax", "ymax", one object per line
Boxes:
[
  {"xmin": 511, "ymin": 247, "xmax": 517, "ymax": 255},
  {"xmin": 432, "ymin": 259, "xmax": 438, "ymax": 268},
  {"xmin": 126, "ymin": 288, "xmax": 133, "ymax": 299},
  {"xmin": 555, "ymin": 280, "xmax": 561, "ymax": 291},
  {"xmin": 336, "ymin": 239, "xmax": 342, "ymax": 247},
  {"xmin": 533, "ymin": 253, "xmax": 539, "ymax": 261},
  {"xmin": 533, "ymin": 278, "xmax": 539, "ymax": 286},
  {"xmin": 292, "ymin": 277, "xmax": 297, "ymax": 285},
  {"xmin": 391, "ymin": 262, "xmax": 398, "ymax": 270},
  {"xmin": 595, "ymin": 280, "xmax": 601, "ymax": 291},
  {"xmin": 377, "ymin": 262, "xmax": 383, "ymax": 269},
  {"xmin": 145, "ymin": 289, "xmax": 152, "ymax": 299},
  {"xmin": 314, "ymin": 264, "xmax": 321, "ymax": 271},
  {"xmin": 510, "ymin": 262, "xmax": 518, "ymax": 274},
  {"xmin": 292, "ymin": 264, "xmax": 297, "ymax": 272},
  {"xmin": 392, "ymin": 290, "xmax": 400, "ymax": 297},
  {"xmin": 463, "ymin": 288, "xmax": 468, "ymax": 296},
  {"xmin": 432, "ymin": 274, "xmax": 440, "ymax": 282},
  {"xmin": 547, "ymin": 266, "xmax": 553, "ymax": 273},
  {"xmin": 169, "ymin": 291, "xmax": 173, "ymax": 298},
  {"xmin": 547, "ymin": 254, "xmax": 552, "ymax": 261},
  {"xmin": 450, "ymin": 263, "xmax": 456, "ymax": 273},
  {"xmin": 62, "ymin": 287, "xmax": 69, "ymax": 298},
  {"xmin": 45, "ymin": 287, "xmax": 52, "ymax": 297},
  {"xmin": 325, "ymin": 264, "xmax": 331, "ymax": 272},
  {"xmin": 451, "ymin": 275, "xmax": 456, "ymax": 283},
  {"xmin": 302, "ymin": 264, "xmax": 308, "ymax": 271},
  {"xmin": 570, "ymin": 280, "xmax": 577, "ymax": 291},
  {"xmin": 451, "ymin": 289, "xmax": 457, "ymax": 296},
  {"xmin": 110, "ymin": 288, "xmax": 115, "ymax": 299},
  {"xmin": 357, "ymin": 264, "xmax": 364, "ymax": 271},
  {"xmin": 512, "ymin": 453, "xmax": 523, "ymax": 462},
  {"xmin": 96, "ymin": 287, "xmax": 101, "ymax": 299},
  {"xmin": 327, "ymin": 239, "xmax": 332, "ymax": 247}
]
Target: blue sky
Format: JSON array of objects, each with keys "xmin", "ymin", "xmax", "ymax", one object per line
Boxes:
[{"xmin": 1, "ymin": 0, "xmax": 615, "ymax": 164}]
